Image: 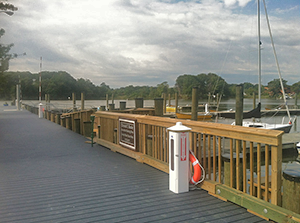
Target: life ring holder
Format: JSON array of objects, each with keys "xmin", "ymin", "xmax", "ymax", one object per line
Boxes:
[{"xmin": 189, "ymin": 150, "xmax": 205, "ymax": 185}]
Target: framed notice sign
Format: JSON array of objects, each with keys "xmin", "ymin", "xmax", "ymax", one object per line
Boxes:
[{"xmin": 119, "ymin": 118, "xmax": 137, "ymax": 150}]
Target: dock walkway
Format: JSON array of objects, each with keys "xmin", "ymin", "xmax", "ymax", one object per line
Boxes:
[{"xmin": 0, "ymin": 104, "xmax": 267, "ymax": 222}]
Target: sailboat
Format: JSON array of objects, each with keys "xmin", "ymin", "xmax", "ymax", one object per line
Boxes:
[
  {"xmin": 233, "ymin": 0, "xmax": 294, "ymax": 133},
  {"xmin": 219, "ymin": 102, "xmax": 261, "ymax": 119}
]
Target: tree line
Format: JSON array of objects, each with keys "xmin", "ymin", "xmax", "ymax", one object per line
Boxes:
[{"xmin": 0, "ymin": 70, "xmax": 299, "ymax": 101}]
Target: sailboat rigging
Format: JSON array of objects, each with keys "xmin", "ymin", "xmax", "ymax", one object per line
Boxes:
[{"xmin": 232, "ymin": 0, "xmax": 294, "ymax": 133}]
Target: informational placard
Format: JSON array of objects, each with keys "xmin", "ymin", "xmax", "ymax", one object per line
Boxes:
[{"xmin": 119, "ymin": 118, "xmax": 137, "ymax": 150}]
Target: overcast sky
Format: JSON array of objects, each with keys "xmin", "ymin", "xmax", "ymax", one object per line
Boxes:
[{"xmin": 2, "ymin": 0, "xmax": 299, "ymax": 88}]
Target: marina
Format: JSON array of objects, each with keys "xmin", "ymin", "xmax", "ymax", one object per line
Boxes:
[
  {"xmin": 11, "ymin": 95, "xmax": 300, "ymax": 222},
  {"xmin": 0, "ymin": 103, "xmax": 270, "ymax": 223}
]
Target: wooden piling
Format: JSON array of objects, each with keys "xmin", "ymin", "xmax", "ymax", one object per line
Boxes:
[
  {"xmin": 51, "ymin": 112, "xmax": 55, "ymax": 122},
  {"xmin": 61, "ymin": 117, "xmax": 66, "ymax": 127},
  {"xmin": 47, "ymin": 94, "xmax": 50, "ymax": 111},
  {"xmin": 55, "ymin": 114, "xmax": 61, "ymax": 125},
  {"xmin": 74, "ymin": 118, "xmax": 80, "ymax": 134},
  {"xmin": 175, "ymin": 92, "xmax": 178, "ymax": 113},
  {"xmin": 47, "ymin": 111, "xmax": 51, "ymax": 121},
  {"xmin": 120, "ymin": 101, "xmax": 126, "ymax": 110},
  {"xmin": 45, "ymin": 94, "xmax": 48, "ymax": 111},
  {"xmin": 106, "ymin": 94, "xmax": 109, "ymax": 110},
  {"xmin": 282, "ymin": 162, "xmax": 300, "ymax": 214},
  {"xmin": 154, "ymin": 98, "xmax": 163, "ymax": 116},
  {"xmin": 191, "ymin": 87, "xmax": 198, "ymax": 121},
  {"xmin": 235, "ymin": 84, "xmax": 243, "ymax": 126},
  {"xmin": 135, "ymin": 98, "xmax": 143, "ymax": 109},
  {"xmin": 163, "ymin": 93, "xmax": 166, "ymax": 114},
  {"xmin": 65, "ymin": 116, "xmax": 71, "ymax": 130},
  {"xmin": 81, "ymin": 92, "xmax": 84, "ymax": 110},
  {"xmin": 72, "ymin": 93, "xmax": 76, "ymax": 111},
  {"xmin": 108, "ymin": 104, "xmax": 115, "ymax": 111}
]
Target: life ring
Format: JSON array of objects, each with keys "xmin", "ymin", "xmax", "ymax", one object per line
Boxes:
[{"xmin": 189, "ymin": 150, "xmax": 202, "ymax": 185}]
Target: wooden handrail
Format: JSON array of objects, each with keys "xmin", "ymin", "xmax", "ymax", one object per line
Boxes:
[{"xmin": 95, "ymin": 111, "xmax": 283, "ymax": 145}]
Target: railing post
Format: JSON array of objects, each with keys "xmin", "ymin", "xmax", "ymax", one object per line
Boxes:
[{"xmin": 271, "ymin": 136, "xmax": 282, "ymax": 206}]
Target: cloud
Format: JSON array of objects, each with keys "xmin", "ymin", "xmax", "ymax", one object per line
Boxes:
[
  {"xmin": 3, "ymin": 0, "xmax": 300, "ymax": 88},
  {"xmin": 223, "ymin": 0, "xmax": 251, "ymax": 8},
  {"xmin": 275, "ymin": 5, "xmax": 299, "ymax": 14}
]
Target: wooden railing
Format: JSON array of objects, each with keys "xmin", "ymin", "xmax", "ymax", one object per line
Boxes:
[{"xmin": 93, "ymin": 111, "xmax": 283, "ymax": 206}]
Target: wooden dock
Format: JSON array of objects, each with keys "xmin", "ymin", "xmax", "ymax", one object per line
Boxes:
[{"xmin": 0, "ymin": 104, "xmax": 268, "ymax": 222}]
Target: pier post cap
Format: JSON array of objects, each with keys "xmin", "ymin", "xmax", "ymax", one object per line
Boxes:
[{"xmin": 167, "ymin": 122, "xmax": 191, "ymax": 132}]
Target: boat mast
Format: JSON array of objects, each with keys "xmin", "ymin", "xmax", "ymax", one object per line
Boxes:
[
  {"xmin": 257, "ymin": 0, "xmax": 261, "ymax": 104},
  {"xmin": 262, "ymin": 0, "xmax": 291, "ymax": 121}
]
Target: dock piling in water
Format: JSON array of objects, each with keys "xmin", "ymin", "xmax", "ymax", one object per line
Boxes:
[
  {"xmin": 191, "ymin": 87, "xmax": 198, "ymax": 121},
  {"xmin": 282, "ymin": 162, "xmax": 300, "ymax": 214}
]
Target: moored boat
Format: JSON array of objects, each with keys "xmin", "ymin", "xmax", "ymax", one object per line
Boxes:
[
  {"xmin": 297, "ymin": 142, "xmax": 300, "ymax": 154},
  {"xmin": 230, "ymin": 0, "xmax": 294, "ymax": 133},
  {"xmin": 166, "ymin": 106, "xmax": 177, "ymax": 113}
]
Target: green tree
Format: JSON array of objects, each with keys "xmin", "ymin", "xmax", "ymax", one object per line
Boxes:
[
  {"xmin": 291, "ymin": 81, "xmax": 300, "ymax": 95},
  {"xmin": 156, "ymin": 81, "xmax": 169, "ymax": 97},
  {"xmin": 0, "ymin": 2, "xmax": 18, "ymax": 74},
  {"xmin": 0, "ymin": 29, "xmax": 14, "ymax": 74},
  {"xmin": 267, "ymin": 78, "xmax": 288, "ymax": 98},
  {"xmin": 175, "ymin": 74, "xmax": 199, "ymax": 99},
  {"xmin": 175, "ymin": 73, "xmax": 232, "ymax": 99}
]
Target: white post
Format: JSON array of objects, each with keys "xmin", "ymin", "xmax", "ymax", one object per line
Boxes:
[
  {"xmin": 38, "ymin": 103, "xmax": 43, "ymax": 118},
  {"xmin": 167, "ymin": 122, "xmax": 191, "ymax": 194}
]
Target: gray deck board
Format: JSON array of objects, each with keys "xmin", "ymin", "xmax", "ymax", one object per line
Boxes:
[{"xmin": 0, "ymin": 104, "xmax": 267, "ymax": 222}]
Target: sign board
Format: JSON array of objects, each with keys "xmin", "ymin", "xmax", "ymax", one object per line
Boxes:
[{"xmin": 119, "ymin": 118, "xmax": 137, "ymax": 150}]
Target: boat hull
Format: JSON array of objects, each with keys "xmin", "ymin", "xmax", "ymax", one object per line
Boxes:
[
  {"xmin": 166, "ymin": 106, "xmax": 176, "ymax": 113},
  {"xmin": 241, "ymin": 121, "xmax": 292, "ymax": 133}
]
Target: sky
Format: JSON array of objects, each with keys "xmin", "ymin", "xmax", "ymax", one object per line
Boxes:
[{"xmin": 1, "ymin": 0, "xmax": 300, "ymax": 88}]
